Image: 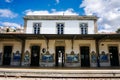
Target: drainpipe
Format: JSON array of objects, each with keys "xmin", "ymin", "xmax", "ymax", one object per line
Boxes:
[
  {"xmin": 72, "ymin": 35, "xmax": 76, "ymax": 51},
  {"xmin": 43, "ymin": 35, "xmax": 49, "ymax": 51},
  {"xmin": 71, "ymin": 39, "xmax": 73, "ymax": 51},
  {"xmin": 46, "ymin": 39, "xmax": 49, "ymax": 51}
]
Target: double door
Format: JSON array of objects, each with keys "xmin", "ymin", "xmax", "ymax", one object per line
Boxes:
[
  {"xmin": 3, "ymin": 46, "xmax": 12, "ymax": 65},
  {"xmin": 109, "ymin": 46, "xmax": 119, "ymax": 66},
  {"xmin": 80, "ymin": 46, "xmax": 90, "ymax": 67},
  {"xmin": 31, "ymin": 46, "xmax": 40, "ymax": 66}
]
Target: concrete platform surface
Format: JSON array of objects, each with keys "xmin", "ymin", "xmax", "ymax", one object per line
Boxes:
[
  {"xmin": 0, "ymin": 67, "xmax": 120, "ymax": 78},
  {"xmin": 0, "ymin": 77, "xmax": 120, "ymax": 80}
]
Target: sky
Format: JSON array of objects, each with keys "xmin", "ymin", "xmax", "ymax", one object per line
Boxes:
[{"xmin": 0, "ymin": 0, "xmax": 120, "ymax": 32}]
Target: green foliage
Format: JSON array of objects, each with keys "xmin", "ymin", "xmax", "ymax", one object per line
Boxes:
[{"xmin": 116, "ymin": 28, "xmax": 120, "ymax": 33}]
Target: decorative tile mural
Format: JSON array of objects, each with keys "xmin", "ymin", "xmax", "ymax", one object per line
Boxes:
[
  {"xmin": 100, "ymin": 51, "xmax": 108, "ymax": 62},
  {"xmin": 41, "ymin": 54, "xmax": 54, "ymax": 62},
  {"xmin": 23, "ymin": 50, "xmax": 30, "ymax": 66},
  {"xmin": 66, "ymin": 51, "xmax": 79, "ymax": 63},
  {"xmin": 41, "ymin": 51, "xmax": 54, "ymax": 62},
  {"xmin": 91, "ymin": 51, "xmax": 97, "ymax": 63},
  {"xmin": 13, "ymin": 51, "xmax": 21, "ymax": 62}
]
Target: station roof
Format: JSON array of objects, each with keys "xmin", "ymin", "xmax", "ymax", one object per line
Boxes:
[
  {"xmin": 24, "ymin": 15, "xmax": 97, "ymax": 20},
  {"xmin": 0, "ymin": 33, "xmax": 120, "ymax": 40}
]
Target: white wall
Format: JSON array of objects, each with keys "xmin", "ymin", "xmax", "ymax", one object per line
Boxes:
[
  {"xmin": 24, "ymin": 40, "xmax": 46, "ymax": 53},
  {"xmin": 0, "ymin": 40, "xmax": 22, "ymax": 53},
  {"xmin": 26, "ymin": 20, "xmax": 95, "ymax": 34},
  {"xmin": 74, "ymin": 40, "xmax": 96, "ymax": 53},
  {"xmin": 99, "ymin": 40, "xmax": 120, "ymax": 67},
  {"xmin": 24, "ymin": 40, "xmax": 96, "ymax": 67},
  {"xmin": 0, "ymin": 40, "xmax": 22, "ymax": 65}
]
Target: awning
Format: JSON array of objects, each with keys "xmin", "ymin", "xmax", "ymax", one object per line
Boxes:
[{"xmin": 0, "ymin": 33, "xmax": 120, "ymax": 40}]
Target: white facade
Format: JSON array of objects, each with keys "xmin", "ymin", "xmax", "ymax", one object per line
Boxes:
[
  {"xmin": 26, "ymin": 20, "xmax": 95, "ymax": 34},
  {"xmin": 0, "ymin": 15, "xmax": 120, "ymax": 68}
]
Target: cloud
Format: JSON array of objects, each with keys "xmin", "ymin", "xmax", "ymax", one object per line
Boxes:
[
  {"xmin": 1, "ymin": 22, "xmax": 21, "ymax": 28},
  {"xmin": 55, "ymin": 0, "xmax": 60, "ymax": 4},
  {"xmin": 0, "ymin": 9, "xmax": 17, "ymax": 18},
  {"xmin": 80, "ymin": 0, "xmax": 120, "ymax": 32},
  {"xmin": 25, "ymin": 8, "xmax": 79, "ymax": 16},
  {"xmin": 5, "ymin": 0, "xmax": 13, "ymax": 3}
]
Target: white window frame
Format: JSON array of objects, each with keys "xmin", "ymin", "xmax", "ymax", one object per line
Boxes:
[
  {"xmin": 80, "ymin": 23, "xmax": 88, "ymax": 34},
  {"xmin": 33, "ymin": 23, "xmax": 41, "ymax": 34},
  {"xmin": 56, "ymin": 23, "xmax": 64, "ymax": 34}
]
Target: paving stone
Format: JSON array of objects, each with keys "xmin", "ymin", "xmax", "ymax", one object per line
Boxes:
[
  {"xmin": 0, "ymin": 68, "xmax": 120, "ymax": 79},
  {"xmin": 0, "ymin": 78, "xmax": 120, "ymax": 80}
]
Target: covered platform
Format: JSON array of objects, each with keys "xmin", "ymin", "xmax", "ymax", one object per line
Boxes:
[{"xmin": 0, "ymin": 33, "xmax": 120, "ymax": 68}]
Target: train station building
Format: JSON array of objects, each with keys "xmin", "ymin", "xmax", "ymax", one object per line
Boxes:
[{"xmin": 0, "ymin": 15, "xmax": 120, "ymax": 67}]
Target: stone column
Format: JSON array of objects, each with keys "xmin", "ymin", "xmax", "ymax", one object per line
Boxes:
[
  {"xmin": 94, "ymin": 20, "xmax": 98, "ymax": 34},
  {"xmin": 24, "ymin": 19, "xmax": 27, "ymax": 33},
  {"xmin": 95, "ymin": 39, "xmax": 100, "ymax": 67},
  {"xmin": 21, "ymin": 39, "xmax": 25, "ymax": 66}
]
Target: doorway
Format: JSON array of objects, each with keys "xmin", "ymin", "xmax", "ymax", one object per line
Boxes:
[
  {"xmin": 3, "ymin": 46, "xmax": 12, "ymax": 65},
  {"xmin": 109, "ymin": 46, "xmax": 119, "ymax": 66},
  {"xmin": 80, "ymin": 46, "xmax": 90, "ymax": 67},
  {"xmin": 55, "ymin": 46, "xmax": 65, "ymax": 67},
  {"xmin": 31, "ymin": 46, "xmax": 40, "ymax": 66}
]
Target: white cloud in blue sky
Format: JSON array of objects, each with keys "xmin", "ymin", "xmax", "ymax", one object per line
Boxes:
[
  {"xmin": 2, "ymin": 22, "xmax": 21, "ymax": 28},
  {"xmin": 80, "ymin": 0, "xmax": 120, "ymax": 33},
  {"xmin": 0, "ymin": 0, "xmax": 120, "ymax": 33},
  {"xmin": 0, "ymin": 9, "xmax": 17, "ymax": 18},
  {"xmin": 5, "ymin": 0, "xmax": 13, "ymax": 3},
  {"xmin": 25, "ymin": 8, "xmax": 78, "ymax": 16},
  {"xmin": 55, "ymin": 0, "xmax": 60, "ymax": 4}
]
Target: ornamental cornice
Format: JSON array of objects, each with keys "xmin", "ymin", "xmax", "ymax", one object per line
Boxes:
[{"xmin": 23, "ymin": 15, "xmax": 98, "ymax": 20}]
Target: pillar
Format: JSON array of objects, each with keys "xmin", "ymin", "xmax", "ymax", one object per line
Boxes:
[
  {"xmin": 21, "ymin": 39, "xmax": 25, "ymax": 66},
  {"xmin": 95, "ymin": 39, "xmax": 100, "ymax": 67}
]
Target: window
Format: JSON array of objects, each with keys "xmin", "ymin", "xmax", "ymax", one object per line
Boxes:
[
  {"xmin": 56, "ymin": 23, "xmax": 64, "ymax": 34},
  {"xmin": 6, "ymin": 28, "xmax": 10, "ymax": 32},
  {"xmin": 33, "ymin": 23, "xmax": 41, "ymax": 34},
  {"xmin": 80, "ymin": 23, "xmax": 88, "ymax": 34}
]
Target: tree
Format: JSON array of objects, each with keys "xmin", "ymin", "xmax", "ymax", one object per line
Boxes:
[{"xmin": 116, "ymin": 28, "xmax": 120, "ymax": 33}]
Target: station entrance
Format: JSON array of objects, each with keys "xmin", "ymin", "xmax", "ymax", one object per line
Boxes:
[
  {"xmin": 109, "ymin": 46, "xmax": 119, "ymax": 66},
  {"xmin": 80, "ymin": 46, "xmax": 90, "ymax": 67},
  {"xmin": 3, "ymin": 46, "xmax": 12, "ymax": 65},
  {"xmin": 31, "ymin": 46, "xmax": 40, "ymax": 66},
  {"xmin": 55, "ymin": 46, "xmax": 65, "ymax": 67}
]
